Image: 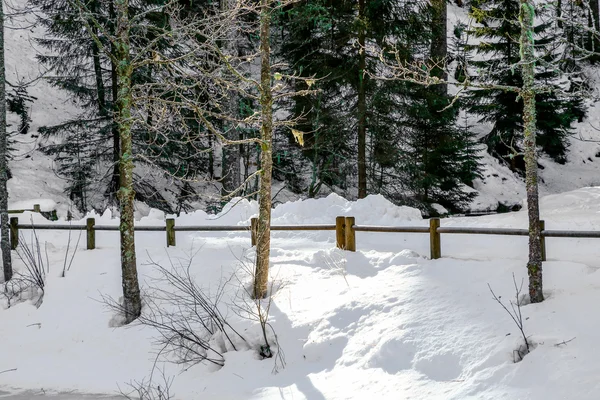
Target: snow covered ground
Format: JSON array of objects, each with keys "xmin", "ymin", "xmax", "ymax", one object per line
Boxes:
[{"xmin": 1, "ymin": 191, "xmax": 600, "ymax": 399}]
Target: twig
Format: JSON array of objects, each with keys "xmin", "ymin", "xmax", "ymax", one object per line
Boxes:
[
  {"xmin": 0, "ymin": 368, "xmax": 17, "ymax": 374},
  {"xmin": 554, "ymin": 337, "xmax": 576, "ymax": 347}
]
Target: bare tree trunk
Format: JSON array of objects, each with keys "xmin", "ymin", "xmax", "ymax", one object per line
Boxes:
[
  {"xmin": 253, "ymin": 0, "xmax": 274, "ymax": 300},
  {"xmin": 357, "ymin": 0, "xmax": 367, "ymax": 199},
  {"xmin": 590, "ymin": 0, "xmax": 600, "ymax": 59},
  {"xmin": 90, "ymin": 0, "xmax": 106, "ymax": 116},
  {"xmin": 430, "ymin": 0, "xmax": 448, "ymax": 96},
  {"xmin": 115, "ymin": 0, "xmax": 141, "ymax": 322},
  {"xmin": 107, "ymin": 1, "xmax": 121, "ymax": 204},
  {"xmin": 519, "ymin": 0, "xmax": 543, "ymax": 303},
  {"xmin": 0, "ymin": 1, "xmax": 11, "ymax": 282},
  {"xmin": 220, "ymin": 0, "xmax": 241, "ymax": 198}
]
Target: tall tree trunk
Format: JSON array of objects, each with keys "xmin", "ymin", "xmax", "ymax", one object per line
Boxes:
[
  {"xmin": 115, "ymin": 0, "xmax": 141, "ymax": 323},
  {"xmin": 590, "ymin": 0, "xmax": 600, "ymax": 61},
  {"xmin": 430, "ymin": 0, "xmax": 448, "ymax": 96},
  {"xmin": 253, "ymin": 0, "xmax": 274, "ymax": 300},
  {"xmin": 357, "ymin": 0, "xmax": 367, "ymax": 199},
  {"xmin": 0, "ymin": 1, "xmax": 11, "ymax": 282},
  {"xmin": 220, "ymin": 0, "xmax": 241, "ymax": 198},
  {"xmin": 107, "ymin": 1, "xmax": 121, "ymax": 204},
  {"xmin": 519, "ymin": 0, "xmax": 543, "ymax": 303},
  {"xmin": 90, "ymin": 0, "xmax": 106, "ymax": 116}
]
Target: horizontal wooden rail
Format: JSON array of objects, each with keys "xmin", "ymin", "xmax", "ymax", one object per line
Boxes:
[
  {"xmin": 436, "ymin": 227, "xmax": 529, "ymax": 236},
  {"xmin": 272, "ymin": 225, "xmax": 336, "ymax": 231},
  {"xmin": 16, "ymin": 224, "xmax": 85, "ymax": 230},
  {"xmin": 174, "ymin": 225, "xmax": 251, "ymax": 232},
  {"xmin": 541, "ymin": 230, "xmax": 600, "ymax": 238},
  {"xmin": 354, "ymin": 225, "xmax": 429, "ymax": 233}
]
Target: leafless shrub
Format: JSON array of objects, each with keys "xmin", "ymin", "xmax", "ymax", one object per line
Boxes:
[
  {"xmin": 14, "ymin": 227, "xmax": 49, "ymax": 307},
  {"xmin": 1, "ymin": 278, "xmax": 27, "ymax": 308},
  {"xmin": 104, "ymin": 251, "xmax": 247, "ymax": 367},
  {"xmin": 61, "ymin": 224, "xmax": 82, "ymax": 277},
  {"xmin": 119, "ymin": 364, "xmax": 174, "ymax": 400},
  {"xmin": 488, "ymin": 273, "xmax": 531, "ymax": 362}
]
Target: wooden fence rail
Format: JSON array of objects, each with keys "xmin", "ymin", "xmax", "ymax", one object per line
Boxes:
[{"xmin": 7, "ymin": 214, "xmax": 599, "ymax": 262}]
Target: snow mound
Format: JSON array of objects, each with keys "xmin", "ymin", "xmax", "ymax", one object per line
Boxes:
[
  {"xmin": 270, "ymin": 193, "xmax": 422, "ymax": 225},
  {"xmin": 168, "ymin": 194, "xmax": 423, "ymax": 227},
  {"xmin": 540, "ymin": 186, "xmax": 600, "ymax": 215}
]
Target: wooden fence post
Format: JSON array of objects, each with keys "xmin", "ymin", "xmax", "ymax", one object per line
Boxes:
[
  {"xmin": 336, "ymin": 216, "xmax": 346, "ymax": 249},
  {"xmin": 166, "ymin": 218, "xmax": 176, "ymax": 247},
  {"xmin": 344, "ymin": 216, "xmax": 356, "ymax": 252},
  {"xmin": 33, "ymin": 204, "xmax": 41, "ymax": 213},
  {"xmin": 430, "ymin": 218, "xmax": 441, "ymax": 259},
  {"xmin": 540, "ymin": 220, "xmax": 546, "ymax": 262},
  {"xmin": 86, "ymin": 218, "xmax": 95, "ymax": 250},
  {"xmin": 9, "ymin": 217, "xmax": 18, "ymax": 250},
  {"xmin": 251, "ymin": 217, "xmax": 258, "ymax": 246}
]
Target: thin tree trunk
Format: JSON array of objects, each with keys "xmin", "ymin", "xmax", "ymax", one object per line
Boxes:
[
  {"xmin": 115, "ymin": 0, "xmax": 141, "ymax": 323},
  {"xmin": 220, "ymin": 0, "xmax": 241, "ymax": 197},
  {"xmin": 0, "ymin": 1, "xmax": 11, "ymax": 282},
  {"xmin": 357, "ymin": 0, "xmax": 367, "ymax": 199},
  {"xmin": 430, "ymin": 0, "xmax": 448, "ymax": 96},
  {"xmin": 590, "ymin": 0, "xmax": 600, "ymax": 60},
  {"xmin": 519, "ymin": 0, "xmax": 543, "ymax": 303},
  {"xmin": 107, "ymin": 1, "xmax": 120, "ymax": 203},
  {"xmin": 90, "ymin": 0, "xmax": 106, "ymax": 116},
  {"xmin": 253, "ymin": 0, "xmax": 274, "ymax": 300}
]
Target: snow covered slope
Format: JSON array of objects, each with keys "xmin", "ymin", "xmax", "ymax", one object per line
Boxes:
[{"xmin": 2, "ymin": 190, "xmax": 600, "ymax": 399}]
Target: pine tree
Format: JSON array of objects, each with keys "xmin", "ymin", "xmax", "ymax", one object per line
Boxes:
[
  {"xmin": 33, "ymin": 0, "xmax": 216, "ymax": 212},
  {"xmin": 279, "ymin": 0, "xmax": 480, "ymax": 210},
  {"xmin": 465, "ymin": 0, "xmax": 586, "ymax": 170}
]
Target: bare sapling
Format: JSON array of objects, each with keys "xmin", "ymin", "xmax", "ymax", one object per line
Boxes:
[
  {"xmin": 232, "ymin": 251, "xmax": 286, "ymax": 372},
  {"xmin": 488, "ymin": 273, "xmax": 531, "ymax": 362}
]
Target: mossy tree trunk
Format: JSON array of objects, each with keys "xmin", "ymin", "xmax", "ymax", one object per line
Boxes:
[
  {"xmin": 253, "ymin": 0, "xmax": 274, "ymax": 299},
  {"xmin": 0, "ymin": 1, "xmax": 11, "ymax": 282},
  {"xmin": 519, "ymin": 0, "xmax": 543, "ymax": 303},
  {"xmin": 115, "ymin": 0, "xmax": 141, "ymax": 322}
]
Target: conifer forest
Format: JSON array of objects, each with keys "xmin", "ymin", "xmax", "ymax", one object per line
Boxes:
[{"xmin": 15, "ymin": 0, "xmax": 596, "ymax": 217}]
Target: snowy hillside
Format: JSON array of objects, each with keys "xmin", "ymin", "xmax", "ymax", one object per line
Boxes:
[{"xmin": 1, "ymin": 190, "xmax": 600, "ymax": 399}]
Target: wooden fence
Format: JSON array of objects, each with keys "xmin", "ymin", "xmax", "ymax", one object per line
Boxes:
[{"xmin": 8, "ymin": 213, "xmax": 600, "ymax": 261}]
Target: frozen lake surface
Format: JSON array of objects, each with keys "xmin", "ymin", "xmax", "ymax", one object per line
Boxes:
[{"xmin": 0, "ymin": 390, "xmax": 121, "ymax": 399}]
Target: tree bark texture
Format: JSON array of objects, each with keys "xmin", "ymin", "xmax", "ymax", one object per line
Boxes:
[
  {"xmin": 0, "ymin": 1, "xmax": 11, "ymax": 282},
  {"xmin": 430, "ymin": 0, "xmax": 448, "ymax": 96},
  {"xmin": 115, "ymin": 0, "xmax": 142, "ymax": 322},
  {"xmin": 221, "ymin": 0, "xmax": 241, "ymax": 197},
  {"xmin": 90, "ymin": 0, "xmax": 106, "ymax": 116},
  {"xmin": 253, "ymin": 0, "xmax": 274, "ymax": 299},
  {"xmin": 519, "ymin": 0, "xmax": 544, "ymax": 303},
  {"xmin": 107, "ymin": 1, "xmax": 121, "ymax": 203},
  {"xmin": 357, "ymin": 0, "xmax": 367, "ymax": 199}
]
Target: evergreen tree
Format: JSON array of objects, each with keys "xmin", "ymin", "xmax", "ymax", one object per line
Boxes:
[
  {"xmin": 32, "ymin": 0, "xmax": 216, "ymax": 212},
  {"xmin": 279, "ymin": 0, "xmax": 480, "ymax": 210},
  {"xmin": 464, "ymin": 0, "xmax": 586, "ymax": 170}
]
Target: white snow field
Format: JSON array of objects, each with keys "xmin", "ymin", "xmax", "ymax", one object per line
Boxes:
[{"xmin": 1, "ymin": 190, "xmax": 600, "ymax": 399}]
